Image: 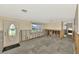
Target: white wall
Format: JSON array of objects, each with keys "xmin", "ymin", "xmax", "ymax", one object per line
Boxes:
[
  {"xmin": 74, "ymin": 5, "xmax": 79, "ymax": 34},
  {"xmin": 0, "ymin": 16, "xmax": 32, "ymax": 47},
  {"xmin": 78, "ymin": 5, "xmax": 79, "ymax": 34},
  {"xmin": 74, "ymin": 5, "xmax": 78, "ymax": 34},
  {"xmin": 18, "ymin": 20, "xmax": 32, "ymax": 30},
  {"xmin": 0, "ymin": 16, "xmax": 32, "ymax": 31},
  {"xmin": 43, "ymin": 20, "xmax": 62, "ymax": 30},
  {"xmin": 63, "ymin": 19, "xmax": 74, "ymax": 30},
  {"xmin": 0, "ymin": 17, "xmax": 3, "ymax": 31}
]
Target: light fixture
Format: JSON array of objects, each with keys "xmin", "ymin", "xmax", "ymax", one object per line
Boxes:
[{"xmin": 21, "ymin": 9, "xmax": 27, "ymax": 12}]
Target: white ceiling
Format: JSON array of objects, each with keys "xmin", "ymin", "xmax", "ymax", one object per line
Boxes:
[{"xmin": 0, "ymin": 4, "xmax": 77, "ymax": 23}]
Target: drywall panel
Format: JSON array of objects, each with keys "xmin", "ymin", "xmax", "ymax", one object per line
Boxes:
[
  {"xmin": 0, "ymin": 16, "xmax": 32, "ymax": 31},
  {"xmin": 74, "ymin": 5, "xmax": 78, "ymax": 34},
  {"xmin": 18, "ymin": 20, "xmax": 32, "ymax": 30},
  {"xmin": 43, "ymin": 21, "xmax": 62, "ymax": 30},
  {"xmin": 78, "ymin": 5, "xmax": 79, "ymax": 34},
  {"xmin": 0, "ymin": 16, "xmax": 32, "ymax": 47},
  {"xmin": 0, "ymin": 17, "xmax": 3, "ymax": 31}
]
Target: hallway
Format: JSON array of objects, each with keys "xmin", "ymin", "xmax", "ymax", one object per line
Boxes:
[
  {"xmin": 3, "ymin": 36, "xmax": 75, "ymax": 54},
  {"xmin": 0, "ymin": 0, "xmax": 78, "ymax": 59}
]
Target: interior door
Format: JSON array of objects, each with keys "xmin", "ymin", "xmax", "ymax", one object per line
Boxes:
[{"xmin": 3, "ymin": 20, "xmax": 20, "ymax": 47}]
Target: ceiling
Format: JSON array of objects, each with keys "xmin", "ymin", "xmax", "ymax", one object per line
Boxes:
[{"xmin": 0, "ymin": 4, "xmax": 77, "ymax": 23}]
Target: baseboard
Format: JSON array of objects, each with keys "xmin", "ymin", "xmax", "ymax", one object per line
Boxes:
[{"xmin": 2, "ymin": 43, "xmax": 20, "ymax": 52}]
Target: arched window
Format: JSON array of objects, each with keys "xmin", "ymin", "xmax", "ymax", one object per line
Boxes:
[{"xmin": 8, "ymin": 24, "xmax": 16, "ymax": 36}]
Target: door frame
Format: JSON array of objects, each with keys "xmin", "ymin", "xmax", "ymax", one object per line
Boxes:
[{"xmin": 2, "ymin": 20, "xmax": 20, "ymax": 52}]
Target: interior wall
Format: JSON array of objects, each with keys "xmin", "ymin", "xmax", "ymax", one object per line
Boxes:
[
  {"xmin": 0, "ymin": 16, "xmax": 3, "ymax": 31},
  {"xmin": 74, "ymin": 5, "xmax": 79, "ymax": 54},
  {"xmin": 0, "ymin": 17, "xmax": 3, "ymax": 53},
  {"xmin": 3, "ymin": 19, "xmax": 20, "ymax": 47},
  {"xmin": 0, "ymin": 16, "xmax": 32, "ymax": 31},
  {"xmin": 0, "ymin": 16, "xmax": 32, "ymax": 47},
  {"xmin": 78, "ymin": 5, "xmax": 79, "ymax": 34},
  {"xmin": 18, "ymin": 20, "xmax": 32, "ymax": 30},
  {"xmin": 43, "ymin": 20, "xmax": 62, "ymax": 30},
  {"xmin": 74, "ymin": 5, "xmax": 78, "ymax": 34},
  {"xmin": 74, "ymin": 5, "xmax": 79, "ymax": 34}
]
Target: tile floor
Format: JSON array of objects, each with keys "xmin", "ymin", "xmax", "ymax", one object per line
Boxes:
[{"xmin": 3, "ymin": 35, "xmax": 75, "ymax": 54}]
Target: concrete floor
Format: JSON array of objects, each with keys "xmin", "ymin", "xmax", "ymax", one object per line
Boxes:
[{"xmin": 3, "ymin": 35, "xmax": 75, "ymax": 54}]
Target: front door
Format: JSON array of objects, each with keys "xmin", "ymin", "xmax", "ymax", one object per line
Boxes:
[{"xmin": 3, "ymin": 20, "xmax": 20, "ymax": 47}]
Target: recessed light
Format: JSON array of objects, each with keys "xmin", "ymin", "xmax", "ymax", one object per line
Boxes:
[{"xmin": 21, "ymin": 9, "xmax": 27, "ymax": 12}]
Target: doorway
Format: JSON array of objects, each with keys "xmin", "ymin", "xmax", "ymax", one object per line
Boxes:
[{"xmin": 3, "ymin": 20, "xmax": 20, "ymax": 52}]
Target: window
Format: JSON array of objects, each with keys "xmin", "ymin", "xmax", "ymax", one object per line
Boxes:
[
  {"xmin": 32, "ymin": 23, "xmax": 42, "ymax": 32},
  {"xmin": 8, "ymin": 24, "xmax": 16, "ymax": 36}
]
